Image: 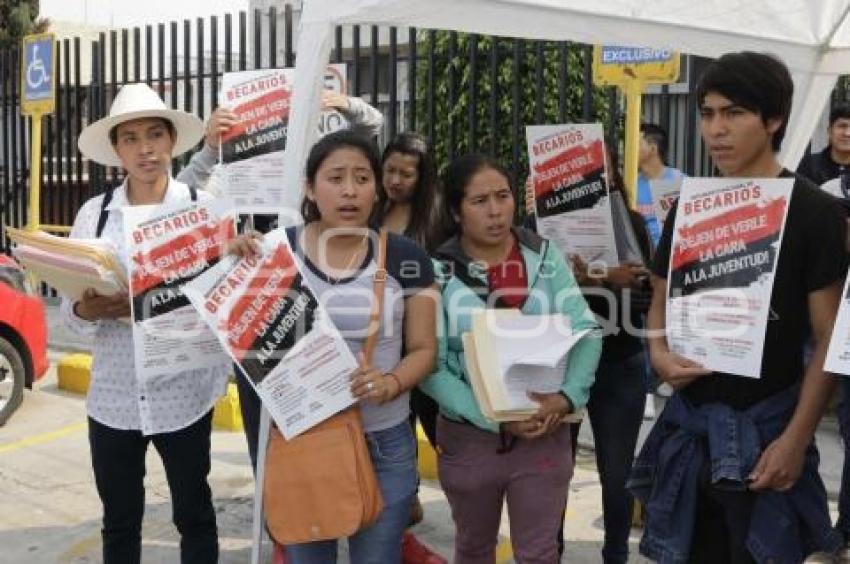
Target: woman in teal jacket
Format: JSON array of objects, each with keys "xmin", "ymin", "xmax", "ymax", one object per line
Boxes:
[{"xmin": 419, "ymin": 153, "xmax": 602, "ymax": 564}]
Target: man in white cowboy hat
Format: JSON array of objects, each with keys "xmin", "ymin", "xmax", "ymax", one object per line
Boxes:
[{"xmin": 62, "ymin": 82, "xmax": 227, "ymax": 564}]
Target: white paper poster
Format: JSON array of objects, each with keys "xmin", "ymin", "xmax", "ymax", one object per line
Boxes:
[
  {"xmin": 649, "ymin": 177, "xmax": 682, "ymax": 229},
  {"xmin": 826, "ymin": 272, "xmax": 850, "ymax": 375},
  {"xmin": 220, "ymin": 64, "xmax": 347, "ymax": 209},
  {"xmin": 666, "ymin": 178, "xmax": 793, "ymax": 378},
  {"xmin": 182, "ymin": 229, "xmax": 358, "ymax": 439},
  {"xmin": 526, "ymin": 123, "xmax": 619, "ymax": 267},
  {"xmin": 124, "ymin": 198, "xmax": 236, "ymax": 382}
]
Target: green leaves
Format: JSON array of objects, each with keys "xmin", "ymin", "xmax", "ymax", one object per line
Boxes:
[
  {"xmin": 0, "ymin": 1, "xmax": 50, "ymax": 50},
  {"xmin": 415, "ymin": 32, "xmax": 612, "ymax": 219}
]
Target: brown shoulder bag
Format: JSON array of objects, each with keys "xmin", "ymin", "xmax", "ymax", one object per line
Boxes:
[{"xmin": 262, "ymin": 228, "xmax": 388, "ymax": 544}]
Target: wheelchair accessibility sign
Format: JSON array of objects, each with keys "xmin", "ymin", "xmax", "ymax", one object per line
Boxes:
[{"xmin": 21, "ymin": 33, "xmax": 56, "ymax": 115}]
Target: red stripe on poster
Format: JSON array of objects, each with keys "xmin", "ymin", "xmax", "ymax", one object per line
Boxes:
[
  {"xmin": 226, "ymin": 244, "xmax": 299, "ymax": 361},
  {"xmin": 670, "ymin": 199, "xmax": 787, "ymax": 271},
  {"xmin": 533, "ymin": 139, "xmax": 605, "ymax": 198}
]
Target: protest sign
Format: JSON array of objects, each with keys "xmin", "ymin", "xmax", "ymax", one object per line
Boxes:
[
  {"xmin": 124, "ymin": 198, "xmax": 236, "ymax": 381},
  {"xmin": 649, "ymin": 177, "xmax": 682, "ymax": 229},
  {"xmin": 526, "ymin": 123, "xmax": 619, "ymax": 267},
  {"xmin": 666, "ymin": 178, "xmax": 793, "ymax": 378},
  {"xmin": 183, "ymin": 229, "xmax": 358, "ymax": 439},
  {"xmin": 220, "ymin": 65, "xmax": 347, "ymax": 209}
]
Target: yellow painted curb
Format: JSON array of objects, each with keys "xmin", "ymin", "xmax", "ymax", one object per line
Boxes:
[
  {"xmin": 632, "ymin": 499, "xmax": 645, "ymax": 527},
  {"xmin": 213, "ymin": 381, "xmax": 243, "ymax": 431},
  {"xmin": 496, "ymin": 536, "xmax": 514, "ymax": 563},
  {"xmin": 57, "ymin": 353, "xmax": 91, "ymax": 394},
  {"xmin": 416, "ymin": 423, "xmax": 438, "ymax": 480}
]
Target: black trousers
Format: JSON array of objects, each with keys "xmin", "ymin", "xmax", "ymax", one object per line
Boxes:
[
  {"xmin": 689, "ymin": 458, "xmax": 756, "ymax": 564},
  {"xmin": 88, "ymin": 411, "xmax": 218, "ymax": 564}
]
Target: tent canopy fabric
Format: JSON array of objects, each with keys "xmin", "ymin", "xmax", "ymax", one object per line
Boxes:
[{"xmin": 279, "ymin": 0, "xmax": 850, "ymax": 213}]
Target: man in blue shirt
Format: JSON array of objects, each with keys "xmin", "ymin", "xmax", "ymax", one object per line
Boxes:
[{"xmin": 637, "ymin": 123, "xmax": 684, "ymax": 248}]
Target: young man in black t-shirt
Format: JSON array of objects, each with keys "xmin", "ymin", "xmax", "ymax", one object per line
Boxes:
[{"xmin": 640, "ymin": 52, "xmax": 847, "ymax": 562}]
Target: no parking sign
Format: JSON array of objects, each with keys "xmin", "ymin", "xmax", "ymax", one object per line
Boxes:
[{"xmin": 20, "ymin": 33, "xmax": 56, "ymax": 116}]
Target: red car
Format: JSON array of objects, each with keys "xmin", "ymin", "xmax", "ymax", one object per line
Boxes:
[{"xmin": 0, "ymin": 254, "xmax": 49, "ymax": 425}]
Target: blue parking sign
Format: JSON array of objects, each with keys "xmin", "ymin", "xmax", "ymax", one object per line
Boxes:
[{"xmin": 21, "ymin": 33, "xmax": 56, "ymax": 115}]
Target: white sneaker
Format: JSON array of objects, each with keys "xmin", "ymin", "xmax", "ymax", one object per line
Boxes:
[
  {"xmin": 657, "ymin": 383, "xmax": 674, "ymax": 397},
  {"xmin": 643, "ymin": 394, "xmax": 656, "ymax": 419}
]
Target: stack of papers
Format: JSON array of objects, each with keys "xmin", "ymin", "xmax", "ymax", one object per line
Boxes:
[
  {"xmin": 463, "ymin": 310, "xmax": 590, "ymax": 423},
  {"xmin": 7, "ymin": 227, "xmax": 127, "ymax": 300}
]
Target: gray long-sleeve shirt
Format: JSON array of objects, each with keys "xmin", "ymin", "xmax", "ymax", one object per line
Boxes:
[{"xmin": 175, "ymin": 96, "xmax": 384, "ymax": 191}]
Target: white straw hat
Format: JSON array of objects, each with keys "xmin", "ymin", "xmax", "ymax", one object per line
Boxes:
[{"xmin": 78, "ymin": 83, "xmax": 205, "ymax": 167}]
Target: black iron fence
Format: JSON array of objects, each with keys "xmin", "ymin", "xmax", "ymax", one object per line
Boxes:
[{"xmin": 1, "ymin": 6, "xmax": 717, "ymax": 258}]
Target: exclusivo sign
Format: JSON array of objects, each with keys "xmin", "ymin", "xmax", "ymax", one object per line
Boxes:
[
  {"xmin": 601, "ymin": 46, "xmax": 674, "ymax": 65},
  {"xmin": 592, "ymin": 44, "xmax": 680, "ymax": 86}
]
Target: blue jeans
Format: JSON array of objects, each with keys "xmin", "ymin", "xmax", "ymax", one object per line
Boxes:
[
  {"xmin": 285, "ymin": 421, "xmax": 418, "ymax": 564},
  {"xmin": 629, "ymin": 385, "xmax": 840, "ymax": 563},
  {"xmin": 583, "ymin": 352, "xmax": 645, "ymax": 563},
  {"xmin": 837, "ymin": 378, "xmax": 850, "ymax": 541}
]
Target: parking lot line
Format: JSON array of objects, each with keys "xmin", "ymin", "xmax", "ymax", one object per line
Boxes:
[{"xmin": 0, "ymin": 421, "xmax": 86, "ymax": 454}]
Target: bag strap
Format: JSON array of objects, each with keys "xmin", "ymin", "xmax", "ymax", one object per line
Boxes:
[
  {"xmin": 96, "ymin": 184, "xmax": 196, "ymax": 238},
  {"xmin": 362, "ymin": 228, "xmax": 388, "ymax": 365},
  {"xmin": 95, "ymin": 188, "xmax": 115, "ymax": 238}
]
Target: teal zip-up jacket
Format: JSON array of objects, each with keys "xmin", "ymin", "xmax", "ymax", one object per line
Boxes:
[{"xmin": 419, "ymin": 227, "xmax": 603, "ymax": 433}]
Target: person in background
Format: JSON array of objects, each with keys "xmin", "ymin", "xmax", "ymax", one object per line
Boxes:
[
  {"xmin": 570, "ymin": 149, "xmax": 652, "ymax": 564},
  {"xmin": 65, "ymin": 83, "xmax": 226, "ymax": 564},
  {"xmin": 634, "ymin": 51, "xmax": 846, "ymax": 563},
  {"xmin": 797, "ymin": 103, "xmax": 850, "ymax": 189},
  {"xmin": 378, "ymin": 131, "xmax": 448, "ymax": 564},
  {"xmin": 421, "ymin": 152, "xmax": 602, "ymax": 563},
  {"xmin": 526, "ymin": 147, "xmax": 651, "ymax": 563},
  {"xmin": 228, "ymin": 130, "xmax": 438, "ymax": 563},
  {"xmin": 380, "ymin": 132, "xmax": 447, "ymax": 254},
  {"xmin": 636, "ymin": 123, "xmax": 684, "ymax": 247}
]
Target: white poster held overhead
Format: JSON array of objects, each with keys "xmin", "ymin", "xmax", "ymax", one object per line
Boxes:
[
  {"xmin": 666, "ymin": 178, "xmax": 793, "ymax": 378},
  {"xmin": 220, "ymin": 64, "xmax": 348, "ymax": 209},
  {"xmin": 526, "ymin": 123, "xmax": 619, "ymax": 267},
  {"xmin": 182, "ymin": 229, "xmax": 358, "ymax": 439},
  {"xmin": 124, "ymin": 198, "xmax": 236, "ymax": 382}
]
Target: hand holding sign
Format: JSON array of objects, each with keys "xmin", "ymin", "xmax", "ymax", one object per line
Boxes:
[
  {"xmin": 320, "ymin": 90, "xmax": 351, "ymax": 112},
  {"xmin": 205, "ymin": 107, "xmax": 239, "ymax": 149}
]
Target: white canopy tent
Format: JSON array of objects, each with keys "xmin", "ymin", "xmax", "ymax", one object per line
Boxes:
[{"xmin": 279, "ymin": 0, "xmax": 850, "ymax": 211}]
